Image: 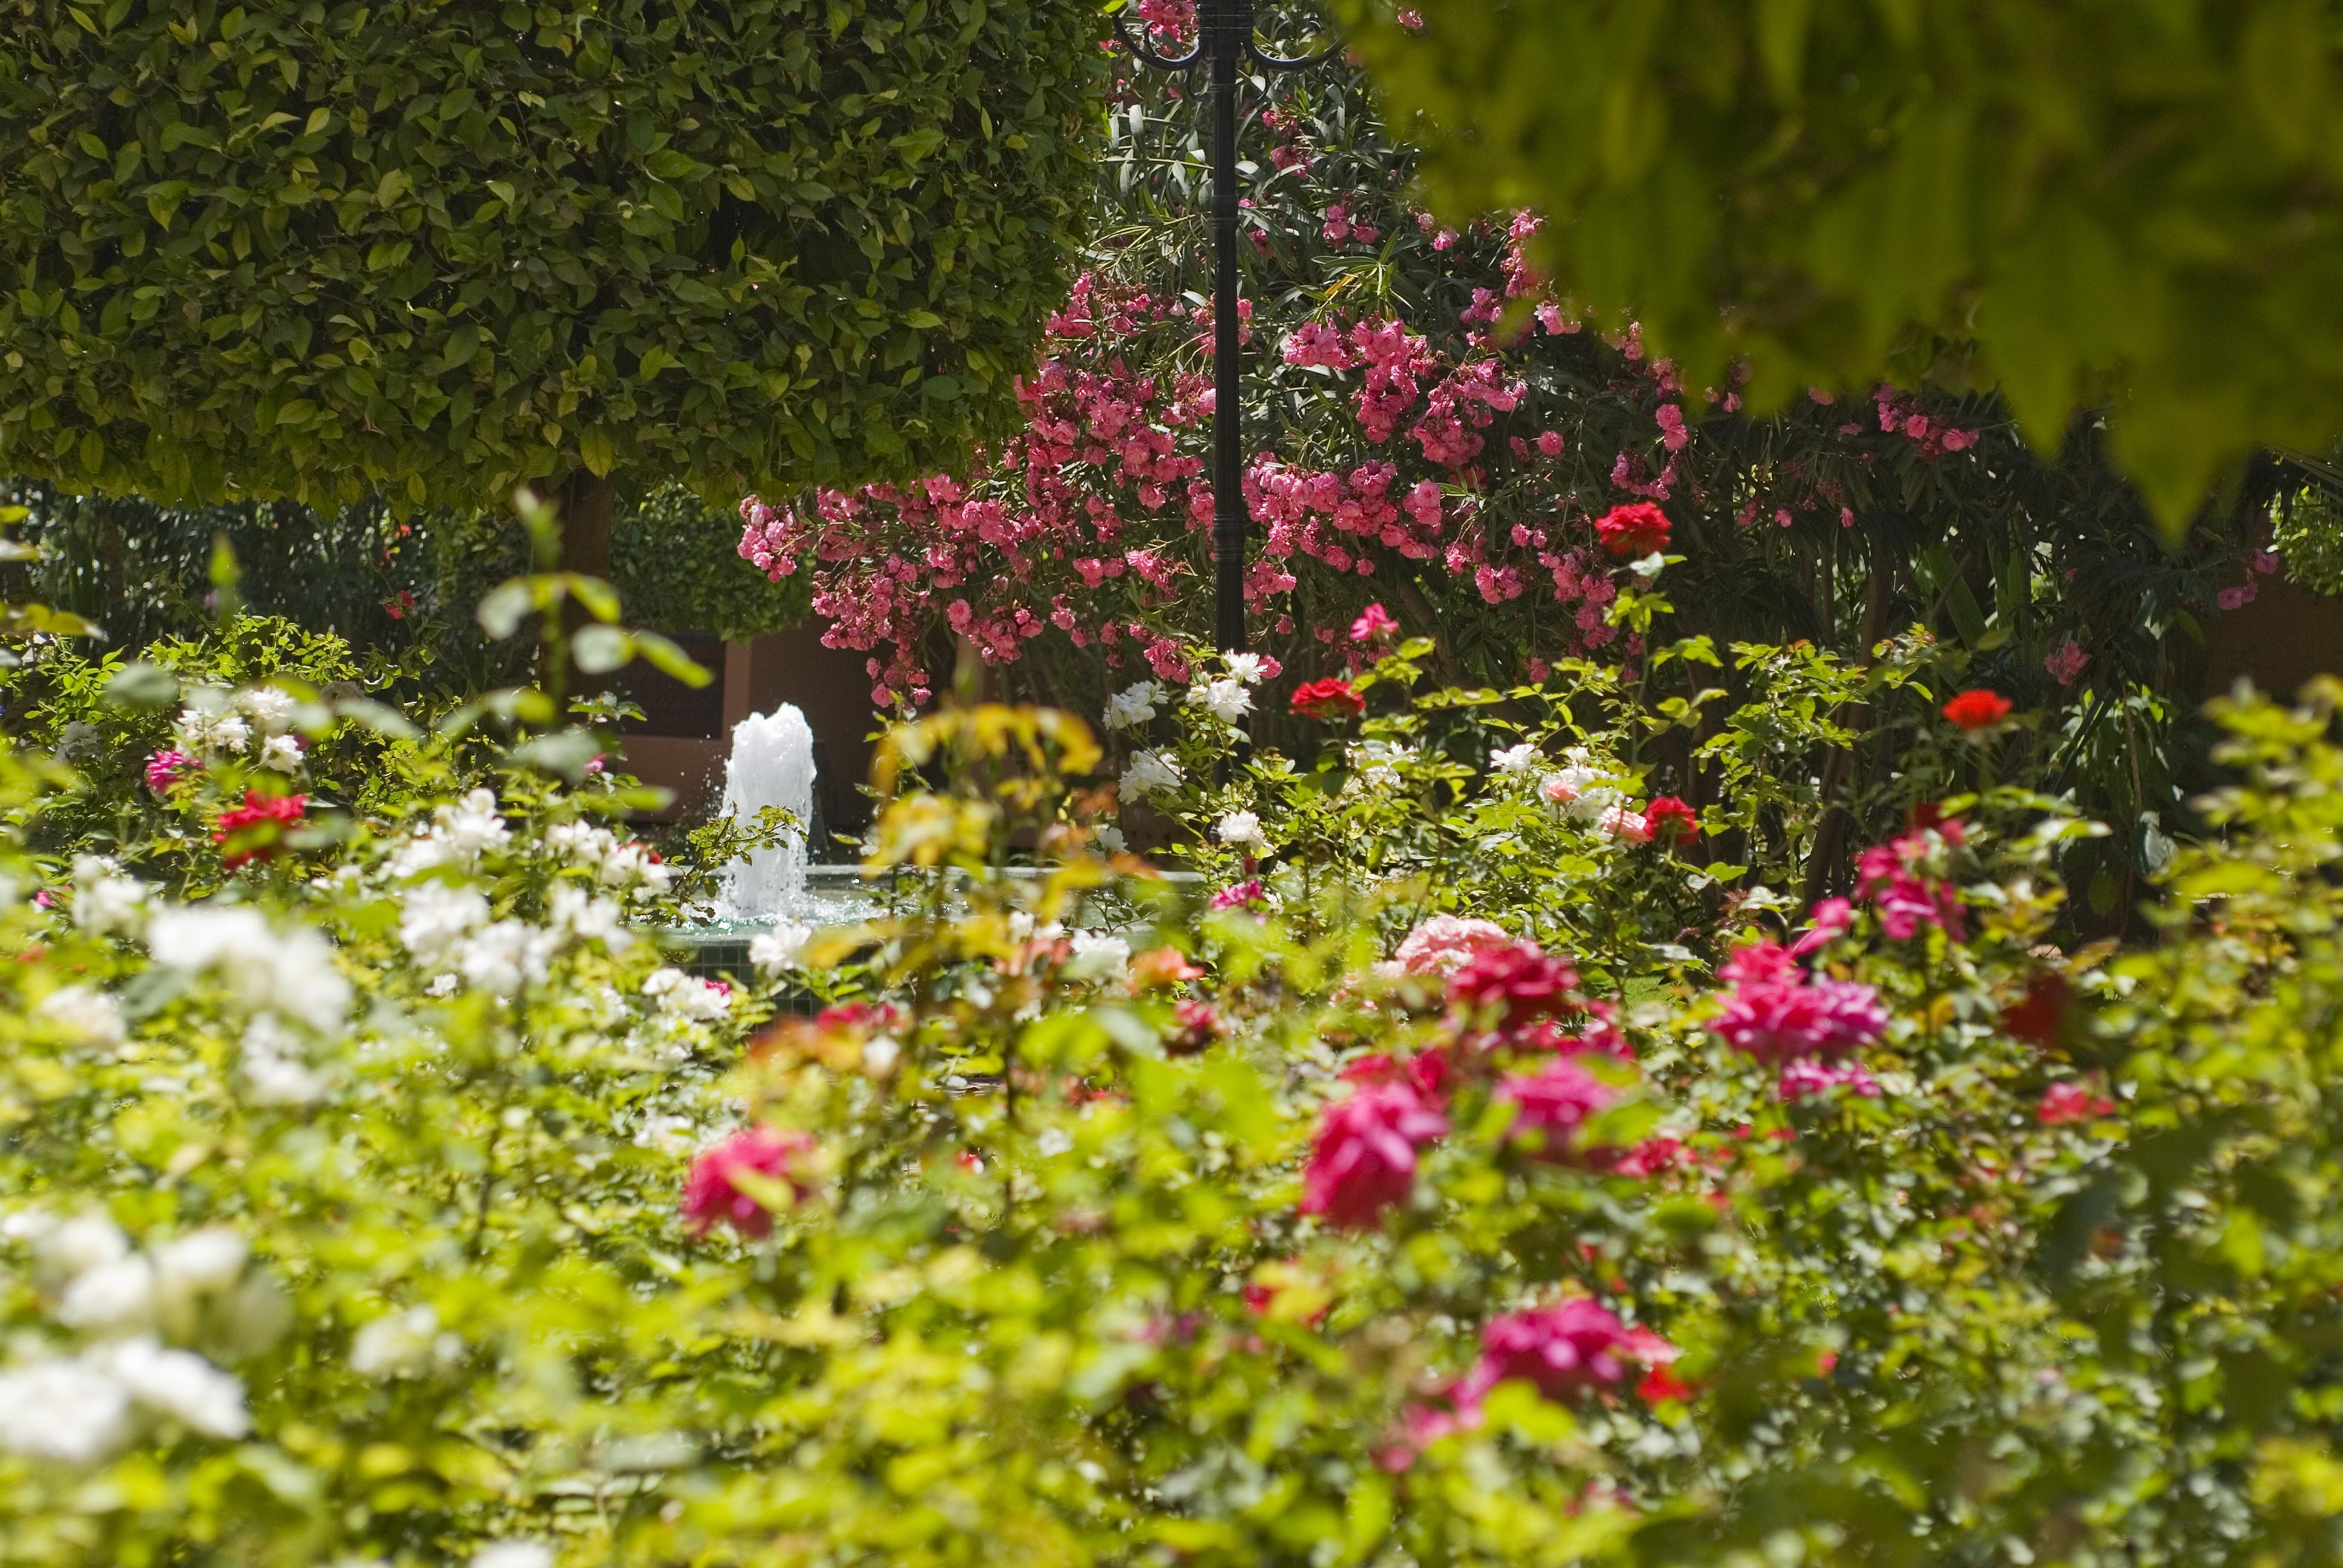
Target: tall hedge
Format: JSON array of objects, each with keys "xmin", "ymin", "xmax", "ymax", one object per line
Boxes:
[{"xmin": 0, "ymin": 0, "xmax": 1106, "ymax": 511}]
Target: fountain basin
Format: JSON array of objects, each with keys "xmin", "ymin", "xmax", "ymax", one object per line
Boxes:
[{"xmin": 666, "ymin": 864, "xmax": 1206, "ymax": 981}]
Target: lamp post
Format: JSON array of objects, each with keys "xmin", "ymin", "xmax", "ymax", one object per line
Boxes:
[{"xmin": 1113, "ymin": 1, "xmax": 1338, "ymax": 655}]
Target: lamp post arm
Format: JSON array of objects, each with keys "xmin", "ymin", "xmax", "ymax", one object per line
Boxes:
[
  {"xmin": 1246, "ymin": 36, "xmax": 1343, "ymax": 71},
  {"xmin": 1109, "ymin": 5, "xmax": 1204, "ymax": 70}
]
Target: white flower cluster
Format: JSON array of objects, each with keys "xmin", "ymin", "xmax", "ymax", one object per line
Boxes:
[
  {"xmin": 37, "ymin": 983, "xmax": 127, "ymax": 1053},
  {"xmin": 1215, "ymin": 809, "xmax": 1267, "ymax": 850},
  {"xmin": 1119, "ymin": 749, "xmax": 1182, "ymax": 801},
  {"xmin": 0, "ymin": 1214, "xmax": 255, "ymax": 1463},
  {"xmin": 471, "ymin": 1543, "xmax": 555, "ymax": 1568},
  {"xmin": 71, "ymin": 854, "xmax": 148, "ymax": 937},
  {"xmin": 173, "ymin": 704, "xmax": 249, "ymax": 759},
  {"xmin": 1345, "ymin": 739, "xmax": 1417, "ymax": 793},
  {"xmin": 642, "ymin": 967, "xmax": 733, "ymax": 1022},
  {"xmin": 171, "ymin": 684, "xmax": 303, "ymax": 766},
  {"xmin": 145, "ymin": 903, "xmax": 350, "ymax": 1104},
  {"xmin": 749, "ymin": 920, "xmax": 813, "ymax": 978},
  {"xmin": 1539, "ymin": 747, "xmax": 1627, "ymax": 825},
  {"xmin": 386, "ymin": 789, "xmax": 514, "ymax": 879},
  {"xmin": 350, "ymin": 1304, "xmax": 462, "ymax": 1379},
  {"xmin": 398, "ymin": 878, "xmax": 632, "ymax": 998},
  {"xmin": 1489, "ymin": 742, "xmax": 1539, "ymax": 775},
  {"xmin": 1104, "ymin": 680, "xmax": 1165, "ymax": 731},
  {"xmin": 1187, "ymin": 677, "xmax": 1252, "ymax": 725},
  {"xmin": 1063, "ymin": 930, "xmax": 1131, "ymax": 981},
  {"xmin": 545, "ymin": 819, "xmax": 673, "ymax": 895},
  {"xmin": 145, "ymin": 904, "xmax": 350, "ymax": 1030}
]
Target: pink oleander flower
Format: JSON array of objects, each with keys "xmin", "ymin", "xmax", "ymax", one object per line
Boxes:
[
  {"xmin": 1394, "ymin": 913, "xmax": 1510, "ymax": 976},
  {"xmin": 1455, "ymin": 1299, "xmax": 1640, "ymax": 1405},
  {"xmin": 1777, "ymin": 1058, "xmax": 1883, "ymax": 1102},
  {"xmin": 2038, "ymin": 1080, "xmax": 2115, "ymax": 1126},
  {"xmin": 1497, "ymin": 1059, "xmax": 1619, "ymax": 1163},
  {"xmin": 681, "ymin": 1127, "xmax": 818, "ymax": 1238},
  {"xmin": 145, "ymin": 749, "xmax": 195, "ymax": 794},
  {"xmin": 2043, "ymin": 639, "xmax": 2090, "ymax": 687},
  {"xmin": 1448, "ymin": 940, "xmax": 1580, "ymax": 1032},
  {"xmin": 1709, "ymin": 942, "xmax": 1887, "ymax": 1064},
  {"xmin": 1299, "ymin": 1083, "xmax": 1449, "ymax": 1227},
  {"xmin": 1351, "ymin": 601, "xmax": 1400, "ymax": 644}
]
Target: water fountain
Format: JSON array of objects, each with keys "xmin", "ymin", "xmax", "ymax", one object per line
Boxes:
[{"xmin": 713, "ymin": 702, "xmax": 816, "ymax": 921}]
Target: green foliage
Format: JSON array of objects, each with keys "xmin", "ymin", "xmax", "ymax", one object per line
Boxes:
[
  {"xmin": 1334, "ymin": 0, "xmax": 2343, "ymax": 527},
  {"xmin": 0, "ymin": 0, "xmax": 1107, "ymax": 509},
  {"xmin": 0, "ymin": 481, "xmax": 810, "ymax": 684}
]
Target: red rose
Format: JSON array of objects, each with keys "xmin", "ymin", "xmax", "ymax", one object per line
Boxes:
[
  {"xmin": 1642, "ymin": 795, "xmax": 1699, "ymax": 845},
  {"xmin": 1592, "ymin": 501, "xmax": 1670, "ymax": 557},
  {"xmin": 1290, "ymin": 677, "xmax": 1366, "ymax": 720},
  {"xmin": 1941, "ymin": 688, "xmax": 2013, "ymax": 731},
  {"xmin": 213, "ymin": 789, "xmax": 308, "ymax": 869}
]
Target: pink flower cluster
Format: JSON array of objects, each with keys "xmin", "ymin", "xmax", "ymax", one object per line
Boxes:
[
  {"xmin": 2043, "ymin": 638, "xmax": 2091, "ymax": 687},
  {"xmin": 1386, "ymin": 1299, "xmax": 1681, "ymax": 1466},
  {"xmin": 1455, "ymin": 1298, "xmax": 1665, "ymax": 1405},
  {"xmin": 1873, "ymin": 388, "xmax": 1978, "ymax": 460},
  {"xmin": 1299, "ymin": 1082, "xmax": 1450, "ymax": 1227},
  {"xmin": 1496, "ymin": 1058, "xmax": 1617, "ymax": 1163},
  {"xmin": 144, "ymin": 748, "xmax": 194, "ymax": 794},
  {"xmin": 1708, "ymin": 941, "xmax": 1887, "ymax": 1067},
  {"xmin": 1393, "ymin": 913, "xmax": 1510, "ymax": 976},
  {"xmin": 1447, "ymin": 939, "xmax": 1580, "ymax": 1033},
  {"xmin": 1856, "ymin": 822, "xmax": 1967, "ymax": 941},
  {"xmin": 681, "ymin": 1127, "xmax": 817, "ymax": 1238}
]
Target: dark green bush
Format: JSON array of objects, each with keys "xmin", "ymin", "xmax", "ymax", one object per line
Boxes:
[{"xmin": 0, "ymin": 0, "xmax": 1106, "ymax": 509}]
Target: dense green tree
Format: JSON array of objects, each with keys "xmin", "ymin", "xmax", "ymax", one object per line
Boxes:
[
  {"xmin": 1333, "ymin": 0, "xmax": 2343, "ymax": 526},
  {"xmin": 0, "ymin": 0, "xmax": 1105, "ymax": 570}
]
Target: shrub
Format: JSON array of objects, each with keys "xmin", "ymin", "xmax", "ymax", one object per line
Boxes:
[{"xmin": 0, "ymin": 0, "xmax": 1106, "ymax": 513}]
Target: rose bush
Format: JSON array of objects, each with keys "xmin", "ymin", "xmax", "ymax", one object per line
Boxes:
[{"xmin": 8, "ymin": 508, "xmax": 2343, "ymax": 1568}]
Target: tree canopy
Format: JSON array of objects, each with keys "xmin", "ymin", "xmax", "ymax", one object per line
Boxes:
[
  {"xmin": 1334, "ymin": 0, "xmax": 2343, "ymax": 528},
  {"xmin": 0, "ymin": 0, "xmax": 1105, "ymax": 511}
]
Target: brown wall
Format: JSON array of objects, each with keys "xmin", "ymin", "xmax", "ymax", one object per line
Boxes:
[
  {"xmin": 2201, "ymin": 578, "xmax": 2343, "ymax": 702},
  {"xmin": 744, "ymin": 625, "xmax": 880, "ymax": 838},
  {"xmin": 614, "ymin": 622, "xmax": 880, "ymax": 844}
]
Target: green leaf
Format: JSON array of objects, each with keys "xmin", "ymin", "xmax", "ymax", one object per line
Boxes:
[
  {"xmin": 631, "ymin": 630, "xmax": 712, "ymax": 687},
  {"xmin": 103, "ymin": 661, "xmax": 179, "ymax": 710},
  {"xmin": 572, "ymin": 624, "xmax": 631, "ymax": 673},
  {"xmin": 476, "ymin": 580, "xmax": 533, "ymax": 639}
]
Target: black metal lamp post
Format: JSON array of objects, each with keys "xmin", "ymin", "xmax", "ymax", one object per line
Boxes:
[{"xmin": 1112, "ymin": 1, "xmax": 1338, "ymax": 654}]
